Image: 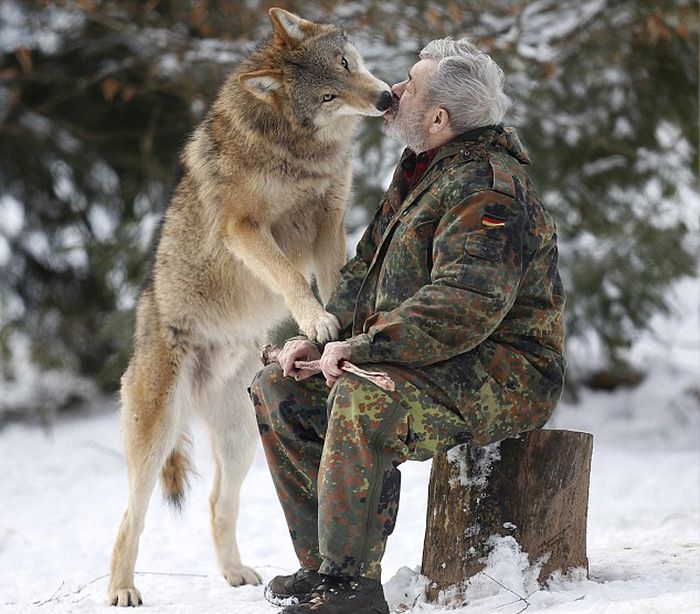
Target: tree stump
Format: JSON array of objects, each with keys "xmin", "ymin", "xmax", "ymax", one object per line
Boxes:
[{"xmin": 421, "ymin": 429, "xmax": 593, "ymax": 601}]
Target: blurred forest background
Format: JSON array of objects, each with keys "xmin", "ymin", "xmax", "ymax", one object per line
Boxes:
[{"xmin": 0, "ymin": 0, "xmax": 698, "ymax": 424}]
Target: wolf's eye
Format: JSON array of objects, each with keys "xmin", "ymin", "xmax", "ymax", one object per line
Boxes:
[
  {"xmin": 341, "ymin": 57, "xmax": 349, "ymax": 70},
  {"xmin": 322, "ymin": 94, "xmax": 337, "ymax": 102}
]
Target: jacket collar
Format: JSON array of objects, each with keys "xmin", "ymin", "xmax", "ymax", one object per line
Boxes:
[
  {"xmin": 385, "ymin": 126, "xmax": 531, "ymax": 215},
  {"xmin": 406, "ymin": 124, "xmax": 531, "ymax": 180},
  {"xmin": 428, "ymin": 124, "xmax": 501, "ymax": 168},
  {"xmin": 397, "ymin": 125, "xmax": 493, "ymax": 169}
]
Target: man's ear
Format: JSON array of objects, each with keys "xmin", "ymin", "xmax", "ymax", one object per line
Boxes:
[
  {"xmin": 239, "ymin": 70, "xmax": 283, "ymax": 104},
  {"xmin": 429, "ymin": 107, "xmax": 451, "ymax": 134},
  {"xmin": 268, "ymin": 8, "xmax": 313, "ymax": 47}
]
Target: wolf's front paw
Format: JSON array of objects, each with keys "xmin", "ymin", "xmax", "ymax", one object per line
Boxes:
[
  {"xmin": 223, "ymin": 564, "xmax": 262, "ymax": 586},
  {"xmin": 299, "ymin": 310, "xmax": 340, "ymax": 344},
  {"xmin": 108, "ymin": 586, "xmax": 143, "ymax": 607}
]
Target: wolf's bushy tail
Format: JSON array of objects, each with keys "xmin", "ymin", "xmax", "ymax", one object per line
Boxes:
[{"xmin": 160, "ymin": 432, "xmax": 193, "ymax": 510}]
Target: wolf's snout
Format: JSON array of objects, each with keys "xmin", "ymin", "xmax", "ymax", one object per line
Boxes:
[{"xmin": 376, "ymin": 91, "xmax": 393, "ymax": 112}]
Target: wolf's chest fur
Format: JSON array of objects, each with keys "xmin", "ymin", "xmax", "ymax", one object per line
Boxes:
[{"xmin": 152, "ymin": 122, "xmax": 351, "ymax": 341}]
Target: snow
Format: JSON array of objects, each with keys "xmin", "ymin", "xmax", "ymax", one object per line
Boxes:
[
  {"xmin": 1, "ymin": 3, "xmax": 697, "ymax": 607},
  {"xmin": 0, "ymin": 0, "xmax": 84, "ymax": 55},
  {"xmin": 446, "ymin": 442, "xmax": 501, "ymax": 488},
  {"xmin": 0, "ymin": 195, "xmax": 24, "ymax": 237},
  {"xmin": 1, "ymin": 359, "xmax": 697, "ymax": 613},
  {"xmin": 0, "ymin": 287, "xmax": 698, "ymax": 613}
]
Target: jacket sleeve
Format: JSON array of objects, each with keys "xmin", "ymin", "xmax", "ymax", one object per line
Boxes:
[
  {"xmin": 346, "ymin": 190, "xmax": 526, "ymax": 367},
  {"xmin": 324, "ymin": 214, "xmax": 379, "ymax": 340}
]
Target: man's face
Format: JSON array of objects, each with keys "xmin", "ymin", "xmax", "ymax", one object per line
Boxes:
[{"xmin": 384, "ymin": 59, "xmax": 438, "ymax": 153}]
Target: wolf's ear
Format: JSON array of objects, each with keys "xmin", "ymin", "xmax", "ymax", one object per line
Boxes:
[
  {"xmin": 268, "ymin": 8, "xmax": 313, "ymax": 47},
  {"xmin": 239, "ymin": 70, "xmax": 283, "ymax": 104}
]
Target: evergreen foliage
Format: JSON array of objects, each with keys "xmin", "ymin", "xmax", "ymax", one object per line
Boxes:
[{"xmin": 0, "ymin": 0, "xmax": 697, "ymax": 395}]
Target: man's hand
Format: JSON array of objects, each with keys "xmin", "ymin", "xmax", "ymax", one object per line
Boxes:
[
  {"xmin": 319, "ymin": 341, "xmax": 352, "ymax": 387},
  {"xmin": 277, "ymin": 339, "xmax": 321, "ymax": 380}
]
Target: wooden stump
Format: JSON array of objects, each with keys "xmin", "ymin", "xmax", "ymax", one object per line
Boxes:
[{"xmin": 421, "ymin": 429, "xmax": 593, "ymax": 601}]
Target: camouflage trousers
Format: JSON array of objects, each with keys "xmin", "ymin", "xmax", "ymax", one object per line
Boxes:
[{"xmin": 250, "ymin": 363, "xmax": 472, "ymax": 580}]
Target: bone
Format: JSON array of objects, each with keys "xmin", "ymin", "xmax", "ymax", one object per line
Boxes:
[{"xmin": 260, "ymin": 344, "xmax": 396, "ymax": 392}]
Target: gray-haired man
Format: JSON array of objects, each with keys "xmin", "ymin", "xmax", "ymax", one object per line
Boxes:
[{"xmin": 252, "ymin": 38, "xmax": 565, "ymax": 614}]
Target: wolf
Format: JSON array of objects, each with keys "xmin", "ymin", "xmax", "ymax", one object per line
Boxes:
[{"xmin": 107, "ymin": 8, "xmax": 392, "ymax": 607}]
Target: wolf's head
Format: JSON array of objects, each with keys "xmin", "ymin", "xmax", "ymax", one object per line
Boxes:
[{"xmin": 239, "ymin": 9, "xmax": 392, "ymax": 132}]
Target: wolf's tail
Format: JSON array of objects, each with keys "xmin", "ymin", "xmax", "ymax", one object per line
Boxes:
[{"xmin": 160, "ymin": 433, "xmax": 193, "ymax": 510}]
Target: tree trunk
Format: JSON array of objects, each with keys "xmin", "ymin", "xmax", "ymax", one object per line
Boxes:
[{"xmin": 421, "ymin": 429, "xmax": 593, "ymax": 601}]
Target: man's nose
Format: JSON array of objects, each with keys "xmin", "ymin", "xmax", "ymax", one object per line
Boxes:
[{"xmin": 391, "ymin": 82, "xmax": 405, "ymax": 99}]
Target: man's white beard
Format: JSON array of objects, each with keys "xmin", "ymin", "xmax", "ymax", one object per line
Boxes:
[{"xmin": 385, "ymin": 103, "xmax": 430, "ymax": 153}]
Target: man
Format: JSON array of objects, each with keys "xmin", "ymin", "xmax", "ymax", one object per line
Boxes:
[{"xmin": 250, "ymin": 38, "xmax": 565, "ymax": 614}]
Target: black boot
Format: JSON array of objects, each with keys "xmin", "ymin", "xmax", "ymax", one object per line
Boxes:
[
  {"xmin": 279, "ymin": 574, "xmax": 390, "ymax": 613},
  {"xmin": 264, "ymin": 568, "xmax": 324, "ymax": 605}
]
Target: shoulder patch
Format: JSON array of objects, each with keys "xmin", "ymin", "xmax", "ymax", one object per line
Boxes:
[{"xmin": 488, "ymin": 156, "xmax": 517, "ymax": 198}]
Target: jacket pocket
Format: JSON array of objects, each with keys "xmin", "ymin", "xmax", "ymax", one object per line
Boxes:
[
  {"xmin": 414, "ymin": 219, "xmax": 437, "ymax": 240},
  {"xmin": 414, "ymin": 219, "xmax": 438, "ymax": 272},
  {"xmin": 457, "ymin": 234, "xmax": 504, "ymax": 296},
  {"xmin": 376, "ymin": 217, "xmax": 437, "ymax": 305},
  {"xmin": 465, "ymin": 234, "xmax": 503, "ymax": 262}
]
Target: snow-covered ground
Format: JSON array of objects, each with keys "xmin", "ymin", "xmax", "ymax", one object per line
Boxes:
[{"xmin": 1, "ymin": 281, "xmax": 698, "ymax": 614}]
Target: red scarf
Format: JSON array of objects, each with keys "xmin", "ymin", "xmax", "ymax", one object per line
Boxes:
[{"xmin": 402, "ymin": 148, "xmax": 439, "ymax": 190}]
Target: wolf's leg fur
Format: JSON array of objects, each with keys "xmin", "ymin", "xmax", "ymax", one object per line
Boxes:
[
  {"xmin": 200, "ymin": 352, "xmax": 262, "ymax": 586},
  {"xmin": 314, "ymin": 167, "xmax": 352, "ymax": 304},
  {"xmin": 313, "ymin": 209, "xmax": 346, "ymax": 305},
  {"xmin": 221, "ymin": 214, "xmax": 339, "ymax": 343},
  {"xmin": 108, "ymin": 319, "xmax": 189, "ymax": 607}
]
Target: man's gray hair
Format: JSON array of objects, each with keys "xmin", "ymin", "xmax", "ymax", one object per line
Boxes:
[{"xmin": 419, "ymin": 38, "xmax": 509, "ymax": 132}]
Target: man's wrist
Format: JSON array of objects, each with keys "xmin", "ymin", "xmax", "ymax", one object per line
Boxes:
[
  {"xmin": 287, "ymin": 334, "xmax": 324, "ymax": 353},
  {"xmin": 346, "ymin": 334, "xmax": 374, "ymax": 364}
]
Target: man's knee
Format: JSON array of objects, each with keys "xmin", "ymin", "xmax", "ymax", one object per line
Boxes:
[
  {"xmin": 329, "ymin": 372, "xmax": 402, "ymax": 438},
  {"xmin": 329, "ymin": 372, "xmax": 369, "ymax": 414},
  {"xmin": 249, "ymin": 363, "xmax": 285, "ymax": 417}
]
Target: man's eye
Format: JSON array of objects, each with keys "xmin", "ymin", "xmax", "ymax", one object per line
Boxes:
[
  {"xmin": 341, "ymin": 57, "xmax": 349, "ymax": 70},
  {"xmin": 322, "ymin": 94, "xmax": 337, "ymax": 102}
]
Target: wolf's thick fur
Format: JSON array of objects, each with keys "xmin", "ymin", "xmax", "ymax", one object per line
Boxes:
[{"xmin": 107, "ymin": 9, "xmax": 391, "ymax": 607}]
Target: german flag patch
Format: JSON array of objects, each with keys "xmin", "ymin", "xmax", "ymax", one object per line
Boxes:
[{"xmin": 482, "ymin": 213, "xmax": 506, "ymax": 228}]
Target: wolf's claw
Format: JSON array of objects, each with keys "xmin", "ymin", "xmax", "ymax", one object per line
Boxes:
[
  {"xmin": 108, "ymin": 587, "xmax": 143, "ymax": 607},
  {"xmin": 223, "ymin": 564, "xmax": 263, "ymax": 586},
  {"xmin": 299, "ymin": 310, "xmax": 340, "ymax": 344}
]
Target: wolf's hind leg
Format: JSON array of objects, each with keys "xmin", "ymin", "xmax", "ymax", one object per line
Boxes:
[
  {"xmin": 203, "ymin": 368, "xmax": 262, "ymax": 586},
  {"xmin": 108, "ymin": 349, "xmax": 184, "ymax": 607}
]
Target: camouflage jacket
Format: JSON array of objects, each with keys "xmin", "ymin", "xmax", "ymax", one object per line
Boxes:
[{"xmin": 325, "ymin": 126, "xmax": 566, "ymax": 440}]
